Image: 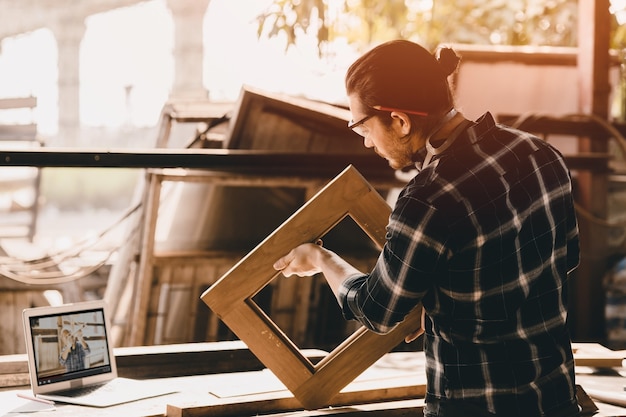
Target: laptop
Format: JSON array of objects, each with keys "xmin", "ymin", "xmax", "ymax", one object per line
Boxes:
[{"xmin": 22, "ymin": 300, "xmax": 176, "ymax": 407}]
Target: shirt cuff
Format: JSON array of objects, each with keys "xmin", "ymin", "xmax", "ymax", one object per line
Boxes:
[{"xmin": 337, "ymin": 273, "xmax": 368, "ymax": 321}]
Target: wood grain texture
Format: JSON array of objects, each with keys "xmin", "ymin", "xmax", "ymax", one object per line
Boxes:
[{"xmin": 201, "ymin": 165, "xmax": 423, "ymax": 409}]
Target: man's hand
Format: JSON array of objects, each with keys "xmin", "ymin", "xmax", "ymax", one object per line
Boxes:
[
  {"xmin": 274, "ymin": 240, "xmax": 364, "ymax": 302},
  {"xmin": 405, "ymin": 328, "xmax": 424, "ymax": 343},
  {"xmin": 75, "ymin": 329, "xmax": 88, "ymax": 348},
  {"xmin": 405, "ymin": 308, "xmax": 426, "ymax": 343},
  {"xmin": 273, "ymin": 243, "xmax": 323, "ymax": 277}
]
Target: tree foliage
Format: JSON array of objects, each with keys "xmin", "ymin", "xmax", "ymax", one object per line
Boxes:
[
  {"xmin": 256, "ymin": 0, "xmax": 329, "ymax": 54},
  {"xmin": 256, "ymin": 0, "xmax": 583, "ymax": 53}
]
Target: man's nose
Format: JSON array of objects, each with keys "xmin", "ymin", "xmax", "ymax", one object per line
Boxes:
[{"xmin": 363, "ymin": 136, "xmax": 374, "ymax": 148}]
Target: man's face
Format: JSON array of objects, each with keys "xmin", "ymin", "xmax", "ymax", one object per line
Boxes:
[{"xmin": 347, "ymin": 94, "xmax": 417, "ymax": 170}]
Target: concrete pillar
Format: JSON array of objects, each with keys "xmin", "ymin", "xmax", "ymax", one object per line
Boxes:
[
  {"xmin": 49, "ymin": 17, "xmax": 86, "ymax": 147},
  {"xmin": 167, "ymin": 0, "xmax": 211, "ymax": 100}
]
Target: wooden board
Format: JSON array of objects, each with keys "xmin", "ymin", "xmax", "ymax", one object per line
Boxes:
[
  {"xmin": 572, "ymin": 343, "xmax": 625, "ymax": 368},
  {"xmin": 0, "ymin": 97, "xmax": 37, "ymax": 110},
  {"xmin": 0, "ymin": 341, "xmax": 328, "ymax": 389},
  {"xmin": 167, "ymin": 351, "xmax": 427, "ymax": 417},
  {"xmin": 201, "ymin": 165, "xmax": 422, "ymax": 410}
]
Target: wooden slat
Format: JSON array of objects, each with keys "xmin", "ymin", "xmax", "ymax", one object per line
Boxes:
[
  {"xmin": 497, "ymin": 114, "xmax": 613, "ymax": 172},
  {"xmin": 569, "ymin": 0, "xmax": 610, "ymax": 342},
  {"xmin": 0, "ymin": 341, "xmax": 328, "ymax": 388},
  {"xmin": 159, "ymin": 100, "xmax": 233, "ymax": 124},
  {"xmin": 116, "ymin": 342, "xmax": 327, "ymax": 380},
  {"xmin": 498, "ymin": 114, "xmax": 618, "ymax": 137},
  {"xmin": 0, "ymin": 354, "xmax": 29, "ymax": 375},
  {"xmin": 572, "ymin": 343, "xmax": 625, "ymax": 368},
  {"xmin": 166, "ymin": 381, "xmax": 425, "ymax": 417},
  {"xmin": 0, "ymin": 97, "xmax": 37, "ymax": 110},
  {"xmin": 0, "ymin": 124, "xmax": 38, "ymax": 140}
]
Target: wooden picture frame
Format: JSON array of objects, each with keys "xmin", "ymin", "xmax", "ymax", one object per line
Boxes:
[{"xmin": 201, "ymin": 165, "xmax": 422, "ymax": 409}]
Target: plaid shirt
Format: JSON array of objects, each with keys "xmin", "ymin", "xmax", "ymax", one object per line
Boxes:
[
  {"xmin": 339, "ymin": 112, "xmax": 580, "ymax": 416},
  {"xmin": 59, "ymin": 343, "xmax": 90, "ymax": 372}
]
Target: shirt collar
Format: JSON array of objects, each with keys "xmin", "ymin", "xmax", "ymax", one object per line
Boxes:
[{"xmin": 413, "ymin": 111, "xmax": 497, "ymax": 171}]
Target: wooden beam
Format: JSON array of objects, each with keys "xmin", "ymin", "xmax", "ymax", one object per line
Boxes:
[
  {"xmin": 0, "ymin": 147, "xmax": 604, "ymax": 174},
  {"xmin": 0, "ymin": 96, "xmax": 37, "ymax": 110},
  {"xmin": 578, "ymin": 0, "xmax": 612, "ymax": 118},
  {"xmin": 0, "ymin": 148, "xmax": 390, "ymax": 173},
  {"xmin": 0, "ymin": 341, "xmax": 328, "ymax": 388},
  {"xmin": 573, "ymin": 0, "xmax": 612, "ymax": 341}
]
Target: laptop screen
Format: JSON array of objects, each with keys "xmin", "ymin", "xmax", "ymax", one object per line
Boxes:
[{"xmin": 25, "ymin": 304, "xmax": 114, "ymax": 388}]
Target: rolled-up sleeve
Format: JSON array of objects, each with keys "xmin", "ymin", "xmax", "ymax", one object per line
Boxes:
[
  {"xmin": 336, "ymin": 186, "xmax": 447, "ymax": 334},
  {"xmin": 338, "ymin": 273, "xmax": 367, "ymax": 321}
]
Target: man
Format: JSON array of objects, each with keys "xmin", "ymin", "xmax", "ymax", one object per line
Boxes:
[
  {"xmin": 273, "ymin": 40, "xmax": 580, "ymax": 416},
  {"xmin": 59, "ymin": 326, "xmax": 90, "ymax": 372}
]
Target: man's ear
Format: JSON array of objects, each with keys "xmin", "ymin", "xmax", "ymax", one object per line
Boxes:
[{"xmin": 390, "ymin": 111, "xmax": 412, "ymax": 137}]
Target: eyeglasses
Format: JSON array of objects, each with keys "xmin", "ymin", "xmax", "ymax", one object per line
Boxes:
[
  {"xmin": 347, "ymin": 114, "xmax": 375, "ymax": 137},
  {"xmin": 347, "ymin": 105, "xmax": 428, "ymax": 137}
]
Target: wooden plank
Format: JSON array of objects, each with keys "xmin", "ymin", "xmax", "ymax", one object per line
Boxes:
[
  {"xmin": 158, "ymin": 100, "xmax": 233, "ymax": 125},
  {"xmin": 167, "ymin": 382, "xmax": 425, "ymax": 417},
  {"xmin": 115, "ymin": 342, "xmax": 327, "ymax": 380},
  {"xmin": 572, "ymin": 343, "xmax": 625, "ymax": 368},
  {"xmin": 167, "ymin": 351, "xmax": 427, "ymax": 417},
  {"xmin": 129, "ymin": 174, "xmax": 162, "ymax": 346},
  {"xmin": 496, "ymin": 114, "xmax": 613, "ymax": 172},
  {"xmin": 0, "ymin": 124, "xmax": 38, "ymax": 140},
  {"xmin": 0, "ymin": 372, "xmax": 30, "ymax": 388},
  {"xmin": 168, "ymin": 399, "xmax": 425, "ymax": 417},
  {"xmin": 0, "ymin": 97, "xmax": 37, "ymax": 110},
  {"xmin": 0, "ymin": 342, "xmax": 328, "ymax": 387},
  {"xmin": 498, "ymin": 113, "xmax": 618, "ymax": 138},
  {"xmin": 0, "ymin": 354, "xmax": 29, "ymax": 375}
]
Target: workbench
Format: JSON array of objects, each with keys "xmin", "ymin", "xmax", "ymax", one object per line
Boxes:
[{"xmin": 1, "ymin": 342, "xmax": 625, "ymax": 417}]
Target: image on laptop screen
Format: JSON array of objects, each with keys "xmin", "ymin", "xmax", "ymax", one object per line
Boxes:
[{"xmin": 26, "ymin": 307, "xmax": 112, "ymax": 388}]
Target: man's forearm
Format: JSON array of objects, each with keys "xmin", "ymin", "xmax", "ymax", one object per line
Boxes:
[{"xmin": 316, "ymin": 247, "xmax": 363, "ymax": 300}]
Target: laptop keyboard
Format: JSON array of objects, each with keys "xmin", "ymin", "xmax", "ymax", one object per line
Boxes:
[
  {"xmin": 58, "ymin": 382, "xmax": 109, "ymax": 398},
  {"xmin": 43, "ymin": 378, "xmax": 176, "ymax": 407}
]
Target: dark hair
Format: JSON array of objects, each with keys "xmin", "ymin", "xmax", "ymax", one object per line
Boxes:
[{"xmin": 345, "ymin": 40, "xmax": 460, "ymax": 130}]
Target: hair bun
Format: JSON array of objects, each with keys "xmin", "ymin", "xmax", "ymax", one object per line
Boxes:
[{"xmin": 436, "ymin": 47, "xmax": 460, "ymax": 77}]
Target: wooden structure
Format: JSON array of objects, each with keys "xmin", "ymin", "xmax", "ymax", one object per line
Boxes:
[
  {"xmin": 0, "ymin": 96, "xmax": 42, "ymax": 240},
  {"xmin": 0, "ymin": 96, "xmax": 47, "ymax": 356},
  {"xmin": 201, "ymin": 165, "xmax": 422, "ymax": 409},
  {"xmin": 119, "ymin": 87, "xmax": 404, "ymax": 350},
  {"xmin": 571, "ymin": 0, "xmax": 613, "ymax": 342}
]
